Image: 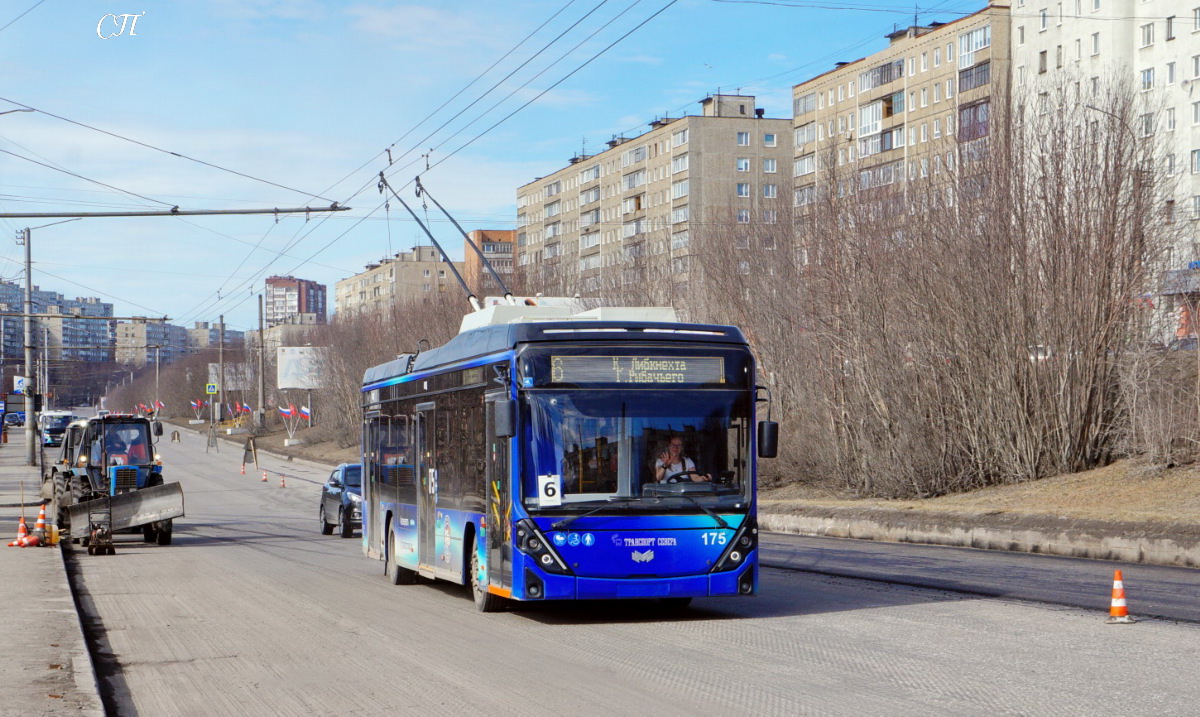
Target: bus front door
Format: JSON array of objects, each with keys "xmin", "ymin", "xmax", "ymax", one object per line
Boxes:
[
  {"xmin": 485, "ymin": 392, "xmax": 512, "ymax": 592},
  {"xmin": 415, "ymin": 403, "xmax": 436, "ymax": 577}
]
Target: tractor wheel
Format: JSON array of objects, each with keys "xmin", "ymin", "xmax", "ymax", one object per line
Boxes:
[{"xmin": 155, "ymin": 520, "xmax": 173, "ymax": 545}]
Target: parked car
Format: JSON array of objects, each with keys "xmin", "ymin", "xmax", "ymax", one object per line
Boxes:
[
  {"xmin": 1168, "ymin": 337, "xmax": 1198, "ymax": 351},
  {"xmin": 4, "ymin": 412, "xmax": 24, "ymax": 426},
  {"xmin": 38, "ymin": 411, "xmax": 76, "ymax": 447},
  {"xmin": 319, "ymin": 463, "xmax": 362, "ymax": 538}
]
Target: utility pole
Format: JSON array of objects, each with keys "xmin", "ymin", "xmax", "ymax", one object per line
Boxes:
[
  {"xmin": 218, "ymin": 315, "xmax": 225, "ymax": 426},
  {"xmin": 257, "ymin": 294, "xmax": 265, "ymax": 432},
  {"xmin": 154, "ymin": 345, "xmax": 160, "ymax": 410},
  {"xmin": 18, "ymin": 228, "xmax": 36, "ymax": 466}
]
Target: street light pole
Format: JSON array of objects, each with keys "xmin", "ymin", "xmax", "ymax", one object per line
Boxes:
[{"xmin": 18, "ymin": 227, "xmax": 35, "ymax": 466}]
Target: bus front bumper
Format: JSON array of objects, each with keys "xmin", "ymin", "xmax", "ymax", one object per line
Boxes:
[{"xmin": 516, "ymin": 551, "xmax": 758, "ymax": 600}]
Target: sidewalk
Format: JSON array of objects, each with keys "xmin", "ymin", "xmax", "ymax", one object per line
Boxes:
[{"xmin": 0, "ymin": 432, "xmax": 103, "ymax": 716}]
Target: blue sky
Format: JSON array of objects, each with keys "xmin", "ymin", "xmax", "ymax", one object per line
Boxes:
[{"xmin": 0, "ymin": 0, "xmax": 982, "ymax": 331}]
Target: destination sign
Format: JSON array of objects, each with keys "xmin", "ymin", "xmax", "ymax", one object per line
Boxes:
[{"xmin": 550, "ymin": 356, "xmax": 724, "ymax": 385}]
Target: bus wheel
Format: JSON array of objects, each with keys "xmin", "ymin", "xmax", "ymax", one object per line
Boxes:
[
  {"xmin": 470, "ymin": 546, "xmax": 504, "ymax": 613},
  {"xmin": 386, "ymin": 529, "xmax": 416, "ymax": 585}
]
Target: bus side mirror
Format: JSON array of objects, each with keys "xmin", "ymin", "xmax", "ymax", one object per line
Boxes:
[
  {"xmin": 757, "ymin": 421, "xmax": 778, "ymax": 458},
  {"xmin": 153, "ymin": 421, "xmax": 163, "ymax": 437},
  {"xmin": 494, "ymin": 399, "xmax": 515, "ymax": 439}
]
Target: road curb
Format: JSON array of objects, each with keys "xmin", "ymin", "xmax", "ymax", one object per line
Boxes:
[
  {"xmin": 760, "ymin": 507, "xmax": 1200, "ymax": 568},
  {"xmin": 56, "ymin": 543, "xmax": 105, "ymax": 716}
]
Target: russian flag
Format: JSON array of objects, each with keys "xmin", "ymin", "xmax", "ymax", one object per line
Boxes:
[
  {"xmin": 299, "ymin": 406, "xmax": 312, "ymax": 420},
  {"xmin": 190, "ymin": 400, "xmax": 200, "ymax": 410},
  {"xmin": 278, "ymin": 405, "xmax": 293, "ymax": 418},
  {"xmin": 242, "ymin": 402, "xmax": 252, "ymax": 413},
  {"xmin": 155, "ymin": 400, "xmax": 165, "ymax": 409}
]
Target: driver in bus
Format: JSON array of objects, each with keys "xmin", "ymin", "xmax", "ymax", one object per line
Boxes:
[{"xmin": 653, "ymin": 435, "xmax": 711, "ymax": 483}]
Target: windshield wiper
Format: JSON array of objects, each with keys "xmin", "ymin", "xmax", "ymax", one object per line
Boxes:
[
  {"xmin": 550, "ymin": 497, "xmax": 639, "ymax": 531},
  {"xmin": 678, "ymin": 494, "xmax": 729, "ymax": 529}
]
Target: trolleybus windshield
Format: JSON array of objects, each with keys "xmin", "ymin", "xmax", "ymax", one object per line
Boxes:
[{"xmin": 522, "ymin": 389, "xmax": 752, "ymax": 512}]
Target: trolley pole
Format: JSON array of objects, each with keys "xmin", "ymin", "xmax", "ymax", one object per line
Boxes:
[{"xmin": 218, "ymin": 315, "xmax": 225, "ymax": 425}]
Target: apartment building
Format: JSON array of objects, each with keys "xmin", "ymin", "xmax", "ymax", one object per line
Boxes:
[
  {"xmin": 265, "ymin": 275, "xmax": 327, "ymax": 327},
  {"xmin": 334, "ymin": 246, "xmax": 465, "ymax": 316},
  {"xmin": 187, "ymin": 321, "xmax": 246, "ymax": 351},
  {"xmin": 0, "ymin": 283, "xmax": 116, "ymax": 364},
  {"xmin": 1011, "ymin": 0, "xmax": 1200, "ymax": 263},
  {"xmin": 791, "ymin": 4, "xmax": 1010, "ymax": 223},
  {"xmin": 463, "ymin": 229, "xmax": 515, "ymax": 296},
  {"xmin": 114, "ymin": 320, "xmax": 189, "ymax": 367},
  {"xmin": 516, "ymin": 95, "xmax": 794, "ymax": 303}
]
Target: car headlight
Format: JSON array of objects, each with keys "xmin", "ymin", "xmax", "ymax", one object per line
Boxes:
[{"xmin": 348, "ymin": 493, "xmax": 362, "ymax": 503}]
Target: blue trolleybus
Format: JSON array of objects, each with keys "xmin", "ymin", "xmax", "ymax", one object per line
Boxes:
[{"xmin": 360, "ymin": 304, "xmax": 777, "ymax": 611}]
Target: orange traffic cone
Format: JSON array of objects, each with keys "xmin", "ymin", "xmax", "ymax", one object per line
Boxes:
[
  {"xmin": 279, "ymin": 474, "xmax": 286, "ymax": 488},
  {"xmin": 33, "ymin": 504, "xmax": 47, "ymax": 534},
  {"xmin": 19, "ymin": 534, "xmax": 40, "ymax": 548},
  {"xmin": 1106, "ymin": 570, "xmax": 1135, "ymax": 624},
  {"xmin": 8, "ymin": 516, "xmax": 28, "ymax": 547},
  {"xmin": 261, "ymin": 469, "xmax": 268, "ymax": 482}
]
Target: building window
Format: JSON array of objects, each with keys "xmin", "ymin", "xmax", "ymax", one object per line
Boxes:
[
  {"xmin": 921, "ymin": 52, "xmax": 928, "ymax": 71},
  {"xmin": 1141, "ymin": 68, "xmax": 1154, "ymax": 91},
  {"xmin": 1192, "ymin": 149, "xmax": 1200, "ymax": 174},
  {"xmin": 763, "ymin": 210, "xmax": 778, "ymax": 225},
  {"xmin": 959, "ymin": 101, "xmax": 991, "ymax": 141},
  {"xmin": 579, "ymin": 165, "xmax": 600, "ymax": 182},
  {"xmin": 763, "ymin": 158, "xmax": 777, "ymax": 173},
  {"xmin": 1018, "ymin": 26, "xmax": 1025, "ymax": 44},
  {"xmin": 671, "ymin": 231, "xmax": 689, "ymax": 250},
  {"xmin": 1038, "ymin": 51, "xmax": 1047, "ymax": 74},
  {"xmin": 1039, "ymin": 9, "xmax": 1048, "ymax": 30},
  {"xmin": 736, "ymin": 209, "xmax": 750, "ymax": 224},
  {"xmin": 794, "ymin": 92, "xmax": 817, "ymax": 115},
  {"xmin": 947, "ymin": 79, "xmax": 955, "ymax": 98},
  {"xmin": 671, "ymin": 153, "xmax": 689, "ymax": 174},
  {"xmin": 1165, "ymin": 108, "xmax": 1175, "ymax": 131},
  {"xmin": 920, "ymin": 88, "xmax": 928, "ymax": 107},
  {"xmin": 794, "ymin": 153, "xmax": 816, "ymax": 176},
  {"xmin": 736, "ymin": 183, "xmax": 751, "ymax": 198},
  {"xmin": 545, "ymin": 201, "xmax": 560, "ymax": 218},
  {"xmin": 736, "ymin": 131, "xmax": 750, "ymax": 146},
  {"xmin": 1193, "ymin": 100, "xmax": 1200, "ymax": 124},
  {"xmin": 671, "ymin": 205, "xmax": 690, "ymax": 224},
  {"xmin": 1091, "ymin": 32, "xmax": 1100, "ymax": 55},
  {"xmin": 934, "ymin": 119, "xmax": 942, "ymax": 138},
  {"xmin": 672, "ymin": 128, "xmax": 688, "ymax": 147},
  {"xmin": 1167, "ymin": 62, "xmax": 1176, "ymax": 84},
  {"xmin": 934, "ymin": 47, "xmax": 942, "ymax": 66},
  {"xmin": 1138, "ymin": 112, "xmax": 1155, "ymax": 137},
  {"xmin": 763, "ymin": 184, "xmax": 778, "ymax": 198},
  {"xmin": 795, "ymin": 122, "xmax": 816, "ymax": 146},
  {"xmin": 1140, "ymin": 23, "xmax": 1154, "ymax": 47},
  {"xmin": 1166, "ymin": 15, "xmax": 1175, "ymax": 40},
  {"xmin": 545, "ymin": 180, "xmax": 561, "ymax": 197},
  {"xmin": 672, "ymin": 179, "xmax": 689, "ymax": 199},
  {"xmin": 736, "ymin": 157, "xmax": 750, "ymax": 172},
  {"xmin": 764, "ymin": 133, "xmax": 777, "ymax": 147}
]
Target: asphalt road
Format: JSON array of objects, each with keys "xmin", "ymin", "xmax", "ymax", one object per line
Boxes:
[{"xmin": 66, "ymin": 429, "xmax": 1200, "ymax": 715}]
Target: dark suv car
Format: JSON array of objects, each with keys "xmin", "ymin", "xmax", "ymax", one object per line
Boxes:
[{"xmin": 319, "ymin": 463, "xmax": 362, "ymax": 539}]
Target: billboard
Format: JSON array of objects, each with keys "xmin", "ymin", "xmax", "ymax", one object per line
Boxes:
[
  {"xmin": 208, "ymin": 363, "xmax": 253, "ymax": 391},
  {"xmin": 277, "ymin": 346, "xmax": 325, "ymax": 390}
]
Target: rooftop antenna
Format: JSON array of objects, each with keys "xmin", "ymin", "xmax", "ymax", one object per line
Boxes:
[
  {"xmin": 415, "ymin": 176, "xmax": 515, "ymax": 306},
  {"xmin": 378, "ymin": 173, "xmax": 481, "ymax": 312}
]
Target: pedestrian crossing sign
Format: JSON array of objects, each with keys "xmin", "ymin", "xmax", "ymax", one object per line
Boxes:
[{"xmin": 205, "ymin": 383, "xmax": 218, "ymax": 395}]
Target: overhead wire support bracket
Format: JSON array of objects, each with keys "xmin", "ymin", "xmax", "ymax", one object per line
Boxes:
[
  {"xmin": 378, "ymin": 172, "xmax": 480, "ymax": 312},
  {"xmin": 414, "ymin": 176, "xmax": 515, "ymax": 305}
]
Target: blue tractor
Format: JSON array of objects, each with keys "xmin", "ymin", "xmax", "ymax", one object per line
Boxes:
[{"xmin": 47, "ymin": 414, "xmax": 184, "ymax": 550}]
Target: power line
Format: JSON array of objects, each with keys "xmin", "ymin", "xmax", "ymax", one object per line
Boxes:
[
  {"xmin": 0, "ymin": 97, "xmax": 338, "ymax": 203},
  {"xmin": 0, "ymin": 148, "xmax": 174, "ymax": 207},
  {"xmin": 0, "ymin": 0, "xmax": 47, "ymax": 34}
]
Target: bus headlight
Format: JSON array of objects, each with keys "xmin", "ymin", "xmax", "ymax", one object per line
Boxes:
[
  {"xmin": 516, "ymin": 519, "xmax": 572, "ymax": 575},
  {"xmin": 712, "ymin": 516, "xmax": 758, "ymax": 573}
]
